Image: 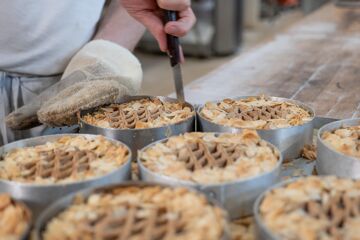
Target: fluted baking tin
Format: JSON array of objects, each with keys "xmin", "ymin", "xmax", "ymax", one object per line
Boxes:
[
  {"xmin": 197, "ymin": 96, "xmax": 315, "ymax": 160},
  {"xmin": 253, "ymin": 178, "xmax": 296, "ymax": 240},
  {"xmin": 79, "ymin": 95, "xmax": 196, "ymax": 161},
  {"xmin": 0, "ymin": 134, "xmax": 132, "ymax": 219},
  {"xmin": 138, "ymin": 134, "xmax": 283, "ymax": 219},
  {"xmin": 34, "ymin": 181, "xmax": 230, "ymax": 240},
  {"xmin": 316, "ymin": 118, "xmax": 360, "ymax": 179}
]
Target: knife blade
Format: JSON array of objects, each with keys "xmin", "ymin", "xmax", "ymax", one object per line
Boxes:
[{"xmin": 164, "ymin": 10, "xmax": 185, "ymax": 102}]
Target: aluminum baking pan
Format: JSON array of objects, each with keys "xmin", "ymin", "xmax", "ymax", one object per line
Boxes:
[
  {"xmin": 138, "ymin": 134, "xmax": 283, "ymax": 219},
  {"xmin": 197, "ymin": 96, "xmax": 315, "ymax": 160},
  {"xmin": 79, "ymin": 95, "xmax": 196, "ymax": 161},
  {"xmin": 34, "ymin": 181, "xmax": 231, "ymax": 240},
  {"xmin": 316, "ymin": 118, "xmax": 360, "ymax": 179},
  {"xmin": 0, "ymin": 134, "xmax": 132, "ymax": 219},
  {"xmin": 253, "ymin": 178, "xmax": 299, "ymax": 240}
]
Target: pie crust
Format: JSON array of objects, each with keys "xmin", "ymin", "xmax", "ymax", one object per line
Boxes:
[
  {"xmin": 322, "ymin": 125, "xmax": 360, "ymax": 159},
  {"xmin": 82, "ymin": 97, "xmax": 194, "ymax": 129},
  {"xmin": 139, "ymin": 130, "xmax": 279, "ymax": 184},
  {"xmin": 200, "ymin": 96, "xmax": 312, "ymax": 130},
  {"xmin": 0, "ymin": 194, "xmax": 31, "ymax": 239},
  {"xmin": 42, "ymin": 185, "xmax": 227, "ymax": 240},
  {"xmin": 0, "ymin": 135, "xmax": 129, "ymax": 184},
  {"xmin": 259, "ymin": 176, "xmax": 360, "ymax": 240}
]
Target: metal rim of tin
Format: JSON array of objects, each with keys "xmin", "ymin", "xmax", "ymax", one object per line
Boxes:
[
  {"xmin": 78, "ymin": 95, "xmax": 196, "ymax": 131},
  {"xmin": 34, "ymin": 181, "xmax": 231, "ymax": 240},
  {"xmin": 316, "ymin": 118, "xmax": 360, "ymax": 177},
  {"xmin": 137, "ymin": 132, "xmax": 283, "ymax": 187},
  {"xmin": 196, "ymin": 96, "xmax": 315, "ymax": 132},
  {"xmin": 253, "ymin": 177, "xmax": 306, "ymax": 240},
  {"xmin": 0, "ymin": 133, "xmax": 132, "ymax": 188}
]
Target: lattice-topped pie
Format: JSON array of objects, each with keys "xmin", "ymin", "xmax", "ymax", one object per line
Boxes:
[
  {"xmin": 200, "ymin": 96, "xmax": 312, "ymax": 130},
  {"xmin": 0, "ymin": 194, "xmax": 31, "ymax": 239},
  {"xmin": 0, "ymin": 135, "xmax": 129, "ymax": 184},
  {"xmin": 259, "ymin": 176, "xmax": 360, "ymax": 240},
  {"xmin": 322, "ymin": 125, "xmax": 360, "ymax": 159},
  {"xmin": 139, "ymin": 130, "xmax": 280, "ymax": 184},
  {"xmin": 82, "ymin": 97, "xmax": 194, "ymax": 129},
  {"xmin": 42, "ymin": 185, "xmax": 227, "ymax": 240}
]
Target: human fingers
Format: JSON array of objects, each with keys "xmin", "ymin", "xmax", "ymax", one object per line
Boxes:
[
  {"xmin": 157, "ymin": 0, "xmax": 190, "ymax": 11},
  {"xmin": 164, "ymin": 7, "xmax": 196, "ymax": 37}
]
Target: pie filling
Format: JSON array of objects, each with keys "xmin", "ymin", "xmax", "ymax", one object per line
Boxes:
[
  {"xmin": 0, "ymin": 194, "xmax": 31, "ymax": 239},
  {"xmin": 82, "ymin": 97, "xmax": 194, "ymax": 129},
  {"xmin": 200, "ymin": 96, "xmax": 312, "ymax": 130},
  {"xmin": 140, "ymin": 130, "xmax": 279, "ymax": 184},
  {"xmin": 42, "ymin": 186, "xmax": 227, "ymax": 240},
  {"xmin": 322, "ymin": 125, "xmax": 360, "ymax": 159},
  {"xmin": 260, "ymin": 176, "xmax": 360, "ymax": 240},
  {"xmin": 0, "ymin": 136, "xmax": 129, "ymax": 184}
]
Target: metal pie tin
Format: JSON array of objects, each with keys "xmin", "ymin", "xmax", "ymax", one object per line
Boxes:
[
  {"xmin": 138, "ymin": 133, "xmax": 283, "ymax": 219},
  {"xmin": 34, "ymin": 181, "xmax": 231, "ymax": 240},
  {"xmin": 79, "ymin": 95, "xmax": 196, "ymax": 161},
  {"xmin": 197, "ymin": 96, "xmax": 315, "ymax": 160},
  {"xmin": 0, "ymin": 134, "xmax": 132, "ymax": 219},
  {"xmin": 316, "ymin": 118, "xmax": 360, "ymax": 178}
]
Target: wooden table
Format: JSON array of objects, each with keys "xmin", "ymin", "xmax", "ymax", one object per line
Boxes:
[{"xmin": 182, "ymin": 3, "xmax": 360, "ymax": 120}]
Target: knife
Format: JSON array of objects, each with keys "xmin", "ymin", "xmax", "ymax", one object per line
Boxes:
[{"xmin": 164, "ymin": 10, "xmax": 185, "ymax": 102}]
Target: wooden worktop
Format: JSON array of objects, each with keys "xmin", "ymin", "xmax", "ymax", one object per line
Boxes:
[{"xmin": 183, "ymin": 3, "xmax": 360, "ymax": 119}]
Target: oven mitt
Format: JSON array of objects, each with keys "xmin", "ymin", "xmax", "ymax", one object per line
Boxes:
[{"xmin": 6, "ymin": 40, "xmax": 142, "ymax": 129}]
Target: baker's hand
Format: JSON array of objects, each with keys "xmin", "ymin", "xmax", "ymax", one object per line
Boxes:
[
  {"xmin": 122, "ymin": 0, "xmax": 196, "ymax": 51},
  {"xmin": 6, "ymin": 40, "xmax": 142, "ymax": 129}
]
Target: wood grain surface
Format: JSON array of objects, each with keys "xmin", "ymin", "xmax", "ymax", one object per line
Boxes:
[{"xmin": 182, "ymin": 4, "xmax": 360, "ymax": 119}]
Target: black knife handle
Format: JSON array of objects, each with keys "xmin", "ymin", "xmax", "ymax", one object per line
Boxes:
[{"xmin": 164, "ymin": 10, "xmax": 181, "ymax": 67}]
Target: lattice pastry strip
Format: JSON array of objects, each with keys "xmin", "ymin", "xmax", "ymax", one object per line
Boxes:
[
  {"xmin": 78, "ymin": 204, "xmax": 185, "ymax": 240},
  {"xmin": 304, "ymin": 193, "xmax": 360, "ymax": 237},
  {"xmin": 21, "ymin": 148, "xmax": 96, "ymax": 181},
  {"xmin": 228, "ymin": 104, "xmax": 288, "ymax": 121},
  {"xmin": 176, "ymin": 139, "xmax": 252, "ymax": 171}
]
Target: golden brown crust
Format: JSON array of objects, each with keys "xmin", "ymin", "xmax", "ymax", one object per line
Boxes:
[
  {"xmin": 200, "ymin": 96, "xmax": 312, "ymax": 130},
  {"xmin": 43, "ymin": 186, "xmax": 227, "ymax": 240},
  {"xmin": 82, "ymin": 98, "xmax": 194, "ymax": 129},
  {"xmin": 0, "ymin": 194, "xmax": 31, "ymax": 239},
  {"xmin": 0, "ymin": 136, "xmax": 129, "ymax": 184},
  {"xmin": 260, "ymin": 176, "xmax": 360, "ymax": 240},
  {"xmin": 322, "ymin": 125, "xmax": 360, "ymax": 159},
  {"xmin": 140, "ymin": 130, "xmax": 279, "ymax": 184}
]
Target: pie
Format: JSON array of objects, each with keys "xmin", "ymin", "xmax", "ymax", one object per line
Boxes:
[
  {"xmin": 0, "ymin": 135, "xmax": 129, "ymax": 184},
  {"xmin": 322, "ymin": 125, "xmax": 360, "ymax": 159},
  {"xmin": 139, "ymin": 130, "xmax": 280, "ymax": 184},
  {"xmin": 230, "ymin": 217, "xmax": 255, "ymax": 240},
  {"xmin": 42, "ymin": 185, "xmax": 228, "ymax": 240},
  {"xmin": 0, "ymin": 194, "xmax": 31, "ymax": 239},
  {"xmin": 200, "ymin": 96, "xmax": 312, "ymax": 130},
  {"xmin": 82, "ymin": 97, "xmax": 194, "ymax": 129},
  {"xmin": 259, "ymin": 176, "xmax": 360, "ymax": 240}
]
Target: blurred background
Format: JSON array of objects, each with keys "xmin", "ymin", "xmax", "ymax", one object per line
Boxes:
[{"xmin": 137, "ymin": 0, "xmax": 329, "ymax": 96}]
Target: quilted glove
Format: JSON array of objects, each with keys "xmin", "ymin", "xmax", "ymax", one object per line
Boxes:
[{"xmin": 6, "ymin": 40, "xmax": 142, "ymax": 129}]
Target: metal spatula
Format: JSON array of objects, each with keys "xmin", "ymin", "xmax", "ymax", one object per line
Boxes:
[{"xmin": 164, "ymin": 10, "xmax": 185, "ymax": 102}]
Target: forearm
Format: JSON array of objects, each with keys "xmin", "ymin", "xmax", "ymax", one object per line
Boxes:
[{"xmin": 94, "ymin": 0, "xmax": 145, "ymax": 51}]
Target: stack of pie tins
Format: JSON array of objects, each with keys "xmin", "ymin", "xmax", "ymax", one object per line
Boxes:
[
  {"xmin": 0, "ymin": 134, "xmax": 131, "ymax": 219},
  {"xmin": 0, "ymin": 193, "xmax": 32, "ymax": 240},
  {"xmin": 79, "ymin": 95, "xmax": 196, "ymax": 161},
  {"xmin": 254, "ymin": 176, "xmax": 360, "ymax": 240},
  {"xmin": 317, "ymin": 118, "xmax": 360, "ymax": 178},
  {"xmin": 138, "ymin": 130, "xmax": 283, "ymax": 219},
  {"xmin": 34, "ymin": 182, "xmax": 230, "ymax": 240},
  {"xmin": 197, "ymin": 95, "xmax": 315, "ymax": 160}
]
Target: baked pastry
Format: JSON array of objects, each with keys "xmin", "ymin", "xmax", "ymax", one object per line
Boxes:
[
  {"xmin": 139, "ymin": 130, "xmax": 280, "ymax": 184},
  {"xmin": 82, "ymin": 97, "xmax": 194, "ymax": 129},
  {"xmin": 259, "ymin": 176, "xmax": 360, "ymax": 240},
  {"xmin": 42, "ymin": 185, "xmax": 227, "ymax": 240},
  {"xmin": 230, "ymin": 217, "xmax": 255, "ymax": 240},
  {"xmin": 0, "ymin": 135, "xmax": 129, "ymax": 184},
  {"xmin": 0, "ymin": 194, "xmax": 31, "ymax": 239},
  {"xmin": 200, "ymin": 96, "xmax": 312, "ymax": 129},
  {"xmin": 322, "ymin": 125, "xmax": 360, "ymax": 159}
]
